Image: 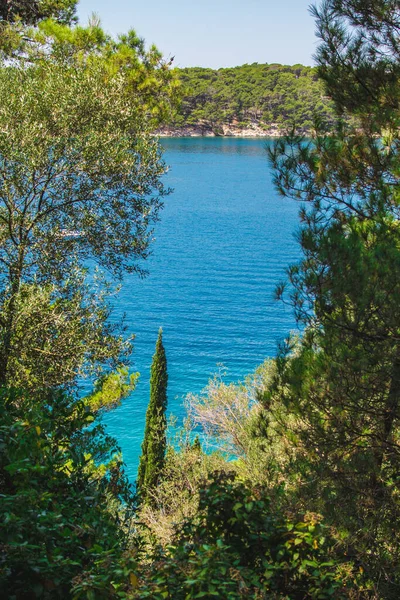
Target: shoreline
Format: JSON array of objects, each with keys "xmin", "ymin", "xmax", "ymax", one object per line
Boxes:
[{"xmin": 154, "ymin": 123, "xmax": 287, "ymax": 138}]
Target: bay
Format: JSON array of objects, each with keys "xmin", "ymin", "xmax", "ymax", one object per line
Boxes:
[{"xmin": 102, "ymin": 137, "xmax": 301, "ymax": 481}]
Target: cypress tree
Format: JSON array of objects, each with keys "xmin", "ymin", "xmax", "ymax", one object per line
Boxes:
[{"xmin": 137, "ymin": 328, "xmax": 168, "ymax": 500}]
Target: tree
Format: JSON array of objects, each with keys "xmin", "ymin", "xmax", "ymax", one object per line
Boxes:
[
  {"xmin": 267, "ymin": 0, "xmax": 400, "ymax": 591},
  {"xmin": 137, "ymin": 329, "xmax": 168, "ymax": 500},
  {"xmin": 0, "ymin": 387, "xmax": 139, "ymax": 597},
  {"xmin": 0, "ymin": 0, "xmax": 78, "ymax": 56},
  {"xmin": 0, "ymin": 0, "xmax": 77, "ymax": 25},
  {"xmin": 135, "ymin": 472, "xmax": 355, "ymax": 599},
  {"xmin": 0, "ymin": 21, "xmax": 179, "ymax": 389},
  {"xmin": 0, "ymin": 9, "xmax": 176, "ymax": 598},
  {"xmin": 169, "ymin": 63, "xmax": 335, "ymax": 134}
]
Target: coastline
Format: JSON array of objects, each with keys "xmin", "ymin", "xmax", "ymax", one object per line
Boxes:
[{"xmin": 154, "ymin": 123, "xmax": 286, "ymax": 138}]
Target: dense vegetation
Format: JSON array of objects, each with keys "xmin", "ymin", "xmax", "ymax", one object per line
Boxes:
[
  {"xmin": 140, "ymin": 0, "xmax": 400, "ymax": 597},
  {"xmin": 168, "ymin": 63, "xmax": 336, "ymax": 134},
  {"xmin": 1, "ymin": 0, "xmax": 400, "ymax": 598},
  {"xmin": 0, "ymin": 1, "xmax": 177, "ymax": 597},
  {"xmin": 0, "ymin": 388, "xmax": 137, "ymax": 597}
]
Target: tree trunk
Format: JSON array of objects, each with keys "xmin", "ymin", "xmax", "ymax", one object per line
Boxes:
[{"xmin": 0, "ymin": 260, "xmax": 23, "ymax": 388}]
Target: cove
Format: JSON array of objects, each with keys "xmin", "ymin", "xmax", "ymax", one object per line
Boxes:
[{"xmin": 102, "ymin": 137, "xmax": 301, "ymax": 481}]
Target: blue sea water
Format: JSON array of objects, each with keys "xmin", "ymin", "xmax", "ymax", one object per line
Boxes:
[{"xmin": 101, "ymin": 137, "xmax": 301, "ymax": 481}]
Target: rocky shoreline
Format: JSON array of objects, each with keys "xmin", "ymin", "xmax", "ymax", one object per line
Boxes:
[{"xmin": 154, "ymin": 122, "xmax": 285, "ymax": 138}]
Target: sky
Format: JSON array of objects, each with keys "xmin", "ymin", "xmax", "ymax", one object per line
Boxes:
[{"xmin": 76, "ymin": 0, "xmax": 319, "ymax": 69}]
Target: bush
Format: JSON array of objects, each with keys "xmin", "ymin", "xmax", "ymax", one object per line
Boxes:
[
  {"xmin": 0, "ymin": 388, "xmax": 138, "ymax": 599},
  {"xmin": 136, "ymin": 472, "xmax": 358, "ymax": 599}
]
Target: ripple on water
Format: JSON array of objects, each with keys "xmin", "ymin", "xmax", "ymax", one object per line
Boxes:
[{"xmin": 101, "ymin": 138, "xmax": 301, "ymax": 481}]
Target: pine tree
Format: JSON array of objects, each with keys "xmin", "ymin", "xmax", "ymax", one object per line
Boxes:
[
  {"xmin": 0, "ymin": 0, "xmax": 77, "ymax": 26},
  {"xmin": 267, "ymin": 0, "xmax": 400, "ymax": 589},
  {"xmin": 137, "ymin": 329, "xmax": 168, "ymax": 501}
]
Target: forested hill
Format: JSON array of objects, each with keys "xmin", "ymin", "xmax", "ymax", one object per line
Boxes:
[{"xmin": 161, "ymin": 63, "xmax": 336, "ymax": 136}]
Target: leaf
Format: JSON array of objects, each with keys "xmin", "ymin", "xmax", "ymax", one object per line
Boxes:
[
  {"xmin": 129, "ymin": 572, "xmax": 138, "ymax": 588},
  {"xmin": 294, "ymin": 538, "xmax": 303, "ymax": 545},
  {"xmin": 302, "ymin": 559, "xmax": 318, "ymax": 567}
]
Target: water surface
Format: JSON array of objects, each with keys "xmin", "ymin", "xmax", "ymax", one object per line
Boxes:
[{"xmin": 102, "ymin": 137, "xmax": 301, "ymax": 480}]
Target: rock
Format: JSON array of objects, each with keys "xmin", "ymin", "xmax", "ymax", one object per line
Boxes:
[{"xmin": 154, "ymin": 122, "xmax": 287, "ymax": 138}]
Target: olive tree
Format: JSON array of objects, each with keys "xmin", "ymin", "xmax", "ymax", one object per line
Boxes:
[{"xmin": 0, "ymin": 22, "xmax": 178, "ymax": 389}]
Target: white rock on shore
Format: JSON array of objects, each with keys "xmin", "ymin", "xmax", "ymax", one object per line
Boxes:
[{"xmin": 154, "ymin": 122, "xmax": 286, "ymax": 138}]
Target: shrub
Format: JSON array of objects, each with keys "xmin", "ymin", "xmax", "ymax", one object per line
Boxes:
[
  {"xmin": 0, "ymin": 388, "xmax": 138, "ymax": 598},
  {"xmin": 135, "ymin": 472, "xmax": 358, "ymax": 599}
]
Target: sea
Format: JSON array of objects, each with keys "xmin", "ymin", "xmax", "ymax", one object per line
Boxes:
[{"xmin": 101, "ymin": 137, "xmax": 301, "ymax": 481}]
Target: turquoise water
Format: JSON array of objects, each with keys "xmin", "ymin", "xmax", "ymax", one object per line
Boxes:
[{"xmin": 102, "ymin": 137, "xmax": 301, "ymax": 481}]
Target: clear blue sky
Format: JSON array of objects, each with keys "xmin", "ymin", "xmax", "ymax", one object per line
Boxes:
[{"xmin": 76, "ymin": 0, "xmax": 319, "ymax": 69}]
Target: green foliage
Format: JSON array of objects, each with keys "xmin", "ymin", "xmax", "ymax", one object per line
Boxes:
[
  {"xmin": 0, "ymin": 278, "xmax": 134, "ymax": 390},
  {"xmin": 0, "ymin": 387, "xmax": 139, "ymax": 598},
  {"xmin": 185, "ymin": 362, "xmax": 290, "ymax": 486},
  {"xmin": 138, "ymin": 424, "xmax": 231, "ymax": 546},
  {"xmin": 0, "ymin": 19, "xmax": 179, "ymax": 388},
  {"xmin": 0, "ymin": 0, "xmax": 78, "ymax": 56},
  {"xmin": 137, "ymin": 329, "xmax": 168, "ymax": 500},
  {"xmin": 0, "ymin": 0, "xmax": 77, "ymax": 26},
  {"xmin": 192, "ymin": 435, "xmax": 201, "ymax": 452},
  {"xmin": 85, "ymin": 368, "xmax": 139, "ymax": 413},
  {"xmin": 170, "ymin": 63, "xmax": 336, "ymax": 133},
  {"xmin": 266, "ymin": 0, "xmax": 400, "ymax": 594},
  {"xmin": 312, "ymin": 0, "xmax": 400, "ymax": 125},
  {"xmin": 5, "ymin": 1, "xmax": 400, "ymax": 597},
  {"xmin": 135, "ymin": 472, "xmax": 356, "ymax": 599},
  {"xmin": 0, "ymin": 5, "xmax": 179, "ymax": 599}
]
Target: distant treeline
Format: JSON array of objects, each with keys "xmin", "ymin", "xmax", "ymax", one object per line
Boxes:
[{"xmin": 171, "ymin": 63, "xmax": 336, "ymax": 133}]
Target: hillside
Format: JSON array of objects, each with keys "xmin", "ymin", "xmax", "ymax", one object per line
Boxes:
[{"xmin": 158, "ymin": 63, "xmax": 335, "ymax": 136}]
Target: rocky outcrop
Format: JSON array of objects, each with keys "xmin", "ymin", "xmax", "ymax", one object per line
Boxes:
[{"xmin": 154, "ymin": 121, "xmax": 286, "ymax": 138}]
